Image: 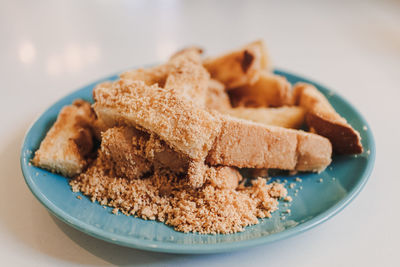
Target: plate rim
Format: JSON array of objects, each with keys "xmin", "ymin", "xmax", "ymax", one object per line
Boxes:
[{"xmin": 20, "ymin": 68, "xmax": 376, "ymax": 254}]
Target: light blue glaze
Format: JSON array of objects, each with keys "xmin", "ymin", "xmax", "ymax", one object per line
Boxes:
[{"xmin": 20, "ymin": 69, "xmax": 375, "ymax": 254}]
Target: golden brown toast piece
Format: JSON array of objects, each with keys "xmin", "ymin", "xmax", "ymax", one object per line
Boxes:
[
  {"xmin": 293, "ymin": 83, "xmax": 363, "ymax": 154},
  {"xmin": 206, "ymin": 116, "xmax": 332, "ymax": 172},
  {"xmin": 91, "ymin": 82, "xmax": 113, "ymax": 140},
  {"xmin": 101, "ymin": 127, "xmax": 153, "ymax": 179},
  {"xmin": 32, "ymin": 100, "xmax": 95, "ymax": 177},
  {"xmin": 120, "ymin": 64, "xmax": 169, "ymax": 87},
  {"xmin": 203, "ymin": 40, "xmax": 270, "ymax": 89},
  {"xmin": 223, "ymin": 106, "xmax": 306, "ymax": 129},
  {"xmin": 164, "ymin": 47, "xmax": 210, "ymax": 106},
  {"xmin": 205, "ymin": 79, "xmax": 232, "ymax": 111},
  {"xmin": 93, "ymin": 79, "xmax": 221, "ymax": 161},
  {"xmin": 121, "ymin": 47, "xmax": 209, "ymax": 107},
  {"xmin": 229, "ymin": 71, "xmax": 293, "ymax": 107}
]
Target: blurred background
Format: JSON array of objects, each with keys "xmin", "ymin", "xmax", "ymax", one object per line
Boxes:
[{"xmin": 0, "ymin": 0, "xmax": 399, "ymax": 266}]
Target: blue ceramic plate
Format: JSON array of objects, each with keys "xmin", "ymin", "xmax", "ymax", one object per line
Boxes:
[{"xmin": 20, "ymin": 69, "xmax": 375, "ymax": 254}]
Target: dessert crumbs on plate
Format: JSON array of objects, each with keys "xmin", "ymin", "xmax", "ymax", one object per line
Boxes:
[
  {"xmin": 70, "ymin": 154, "xmax": 287, "ymax": 234},
  {"xmin": 283, "ymin": 196, "xmax": 292, "ymax": 202}
]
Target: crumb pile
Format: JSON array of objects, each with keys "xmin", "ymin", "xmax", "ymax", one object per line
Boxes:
[{"xmin": 70, "ymin": 153, "xmax": 287, "ymax": 234}]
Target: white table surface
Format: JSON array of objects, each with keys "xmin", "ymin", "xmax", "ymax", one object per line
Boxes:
[{"xmin": 1, "ymin": 0, "xmax": 399, "ymax": 266}]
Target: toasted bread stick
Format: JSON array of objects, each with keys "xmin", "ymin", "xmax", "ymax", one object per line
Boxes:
[
  {"xmin": 203, "ymin": 40, "xmax": 270, "ymax": 88},
  {"xmin": 32, "ymin": 100, "xmax": 95, "ymax": 177},
  {"xmin": 164, "ymin": 47, "xmax": 210, "ymax": 106},
  {"xmin": 205, "ymin": 79, "xmax": 232, "ymax": 111},
  {"xmin": 223, "ymin": 106, "xmax": 305, "ymax": 129},
  {"xmin": 120, "ymin": 65, "xmax": 169, "ymax": 87},
  {"xmin": 229, "ymin": 71, "xmax": 293, "ymax": 107},
  {"xmin": 93, "ymin": 80, "xmax": 221, "ymax": 161},
  {"xmin": 293, "ymin": 83, "xmax": 363, "ymax": 154},
  {"xmin": 206, "ymin": 116, "xmax": 332, "ymax": 172},
  {"xmin": 121, "ymin": 47, "xmax": 209, "ymax": 107}
]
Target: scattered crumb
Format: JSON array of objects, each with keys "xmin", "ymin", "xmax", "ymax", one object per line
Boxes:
[
  {"xmin": 283, "ymin": 203, "xmax": 288, "ymax": 207},
  {"xmin": 295, "ymin": 189, "xmax": 299, "ymax": 193},
  {"xmin": 103, "ymin": 206, "xmax": 106, "ymax": 209},
  {"xmin": 276, "ymin": 179, "xmax": 281, "ymax": 183},
  {"xmin": 28, "ymin": 162, "xmax": 32, "ymax": 166},
  {"xmin": 332, "ymin": 177, "xmax": 336, "ymax": 181},
  {"xmin": 295, "ymin": 177, "xmax": 302, "ymax": 182},
  {"xmin": 367, "ymin": 150, "xmax": 370, "ymax": 155},
  {"xmin": 289, "ymin": 183, "xmax": 295, "ymax": 189},
  {"xmin": 363, "ymin": 126, "xmax": 368, "ymax": 131},
  {"xmin": 354, "ymin": 155, "xmax": 358, "ymax": 158},
  {"xmin": 76, "ymin": 195, "xmax": 82, "ymax": 200},
  {"xmin": 281, "ymin": 216, "xmax": 286, "ymax": 220},
  {"xmin": 284, "ymin": 196, "xmax": 293, "ymax": 202},
  {"xmin": 70, "ymin": 155, "xmax": 287, "ymax": 234},
  {"xmin": 284, "ymin": 209, "xmax": 291, "ymax": 214},
  {"xmin": 299, "ymin": 186, "xmax": 303, "ymax": 190},
  {"xmin": 283, "ymin": 179, "xmax": 288, "ymax": 184},
  {"xmin": 318, "ymin": 178, "xmax": 323, "ymax": 183}
]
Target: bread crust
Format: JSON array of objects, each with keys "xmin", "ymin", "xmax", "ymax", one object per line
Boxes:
[
  {"xmin": 203, "ymin": 40, "xmax": 270, "ymax": 89},
  {"xmin": 164, "ymin": 47, "xmax": 210, "ymax": 106},
  {"xmin": 205, "ymin": 79, "xmax": 231, "ymax": 111},
  {"xmin": 223, "ymin": 106, "xmax": 305, "ymax": 129},
  {"xmin": 293, "ymin": 83, "xmax": 363, "ymax": 154},
  {"xmin": 229, "ymin": 72, "xmax": 293, "ymax": 107},
  {"xmin": 32, "ymin": 100, "xmax": 95, "ymax": 177},
  {"xmin": 120, "ymin": 65, "xmax": 169, "ymax": 87},
  {"xmin": 206, "ymin": 115, "xmax": 332, "ymax": 172}
]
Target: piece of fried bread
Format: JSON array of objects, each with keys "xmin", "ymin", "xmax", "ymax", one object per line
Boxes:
[
  {"xmin": 229, "ymin": 71, "xmax": 293, "ymax": 107},
  {"xmin": 206, "ymin": 115, "xmax": 332, "ymax": 172},
  {"xmin": 120, "ymin": 64, "xmax": 169, "ymax": 87},
  {"xmin": 223, "ymin": 106, "xmax": 305, "ymax": 129},
  {"xmin": 164, "ymin": 47, "xmax": 210, "ymax": 106},
  {"xmin": 293, "ymin": 83, "xmax": 363, "ymax": 154},
  {"xmin": 32, "ymin": 100, "xmax": 95, "ymax": 177},
  {"xmin": 203, "ymin": 40, "xmax": 270, "ymax": 89},
  {"xmin": 205, "ymin": 79, "xmax": 232, "ymax": 111},
  {"xmin": 93, "ymin": 79, "xmax": 221, "ymax": 161}
]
